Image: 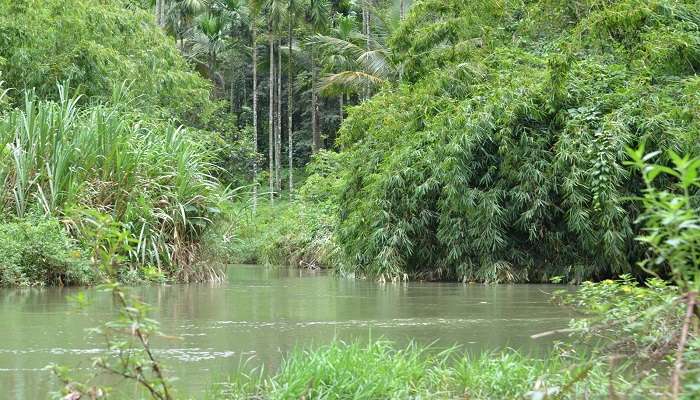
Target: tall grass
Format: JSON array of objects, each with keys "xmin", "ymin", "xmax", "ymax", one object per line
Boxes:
[
  {"xmin": 0, "ymin": 85, "xmax": 224, "ymax": 280},
  {"xmin": 212, "ymin": 340, "xmax": 665, "ymax": 399}
]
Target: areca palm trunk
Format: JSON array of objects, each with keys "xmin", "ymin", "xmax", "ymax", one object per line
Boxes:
[
  {"xmin": 230, "ymin": 78, "xmax": 235, "ymax": 113},
  {"xmin": 155, "ymin": 0, "xmax": 163, "ymax": 27},
  {"xmin": 287, "ymin": 15, "xmax": 294, "ymax": 193},
  {"xmin": 208, "ymin": 49, "xmax": 216, "ymax": 82},
  {"xmin": 311, "ymin": 49, "xmax": 320, "ymax": 153},
  {"xmin": 400, "ymin": 0, "xmax": 405, "ymax": 20},
  {"xmin": 339, "ymin": 95, "xmax": 344, "ymax": 125},
  {"xmin": 268, "ymin": 29, "xmax": 275, "ymax": 202},
  {"xmin": 276, "ymin": 40, "xmax": 282, "ymax": 192},
  {"xmin": 252, "ymin": 20, "xmax": 259, "ymax": 213},
  {"xmin": 363, "ymin": 1, "xmax": 371, "ymax": 100}
]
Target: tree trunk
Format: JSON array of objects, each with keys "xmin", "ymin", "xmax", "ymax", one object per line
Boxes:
[
  {"xmin": 268, "ymin": 30, "xmax": 275, "ymax": 202},
  {"xmin": 311, "ymin": 50, "xmax": 321, "ymax": 153},
  {"xmin": 339, "ymin": 95, "xmax": 344, "ymax": 125},
  {"xmin": 234, "ymin": 73, "xmax": 236, "ymax": 114},
  {"xmin": 400, "ymin": 0, "xmax": 406, "ymax": 20},
  {"xmin": 242, "ymin": 65, "xmax": 247, "ymax": 114},
  {"xmin": 276, "ymin": 40, "xmax": 282, "ymax": 193},
  {"xmin": 287, "ymin": 15, "xmax": 294, "ymax": 194},
  {"xmin": 155, "ymin": 0, "xmax": 163, "ymax": 27},
  {"xmin": 252, "ymin": 21, "xmax": 258, "ymax": 213},
  {"xmin": 209, "ymin": 50, "xmax": 216, "ymax": 82},
  {"xmin": 363, "ymin": 1, "xmax": 371, "ymax": 100}
]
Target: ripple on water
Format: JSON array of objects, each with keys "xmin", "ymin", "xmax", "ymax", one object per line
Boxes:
[
  {"xmin": 0, "ymin": 347, "xmax": 255, "ymax": 363},
  {"xmin": 210, "ymin": 317, "xmax": 567, "ymax": 330}
]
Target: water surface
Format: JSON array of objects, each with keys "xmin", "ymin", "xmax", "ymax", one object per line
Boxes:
[{"xmin": 0, "ymin": 265, "xmax": 572, "ymax": 398}]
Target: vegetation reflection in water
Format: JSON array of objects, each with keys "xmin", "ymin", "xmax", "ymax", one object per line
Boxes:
[{"xmin": 0, "ymin": 266, "xmax": 571, "ymax": 398}]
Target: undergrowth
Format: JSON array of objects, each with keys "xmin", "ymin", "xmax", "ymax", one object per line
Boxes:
[
  {"xmin": 215, "ymin": 151, "xmax": 343, "ymax": 270},
  {"xmin": 0, "ymin": 216, "xmax": 92, "ymax": 286},
  {"xmin": 210, "ymin": 199, "xmax": 338, "ymax": 270}
]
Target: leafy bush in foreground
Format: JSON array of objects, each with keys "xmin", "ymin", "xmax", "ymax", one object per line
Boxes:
[
  {"xmin": 333, "ymin": 0, "xmax": 700, "ymax": 282},
  {"xmin": 212, "ymin": 339, "xmax": 660, "ymax": 400}
]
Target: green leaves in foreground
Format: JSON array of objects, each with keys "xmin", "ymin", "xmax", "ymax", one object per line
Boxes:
[
  {"xmin": 627, "ymin": 145, "xmax": 700, "ymax": 293},
  {"xmin": 213, "ymin": 339, "xmax": 661, "ymax": 400},
  {"xmin": 53, "ymin": 215, "xmax": 175, "ymax": 400}
]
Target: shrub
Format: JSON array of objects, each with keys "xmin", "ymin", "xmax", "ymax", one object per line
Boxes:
[
  {"xmin": 0, "ymin": 217, "xmax": 92, "ymax": 286},
  {"xmin": 212, "ymin": 339, "xmax": 661, "ymax": 399},
  {"xmin": 213, "ymin": 198, "xmax": 339, "ymax": 270}
]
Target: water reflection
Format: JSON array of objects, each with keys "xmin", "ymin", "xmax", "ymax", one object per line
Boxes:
[{"xmin": 0, "ymin": 265, "xmax": 572, "ymax": 398}]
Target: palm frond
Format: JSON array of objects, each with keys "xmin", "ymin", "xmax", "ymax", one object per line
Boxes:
[
  {"xmin": 357, "ymin": 49, "xmax": 394, "ymax": 80},
  {"xmin": 320, "ymin": 71, "xmax": 386, "ymax": 95},
  {"xmin": 309, "ymin": 34, "xmax": 366, "ymax": 60}
]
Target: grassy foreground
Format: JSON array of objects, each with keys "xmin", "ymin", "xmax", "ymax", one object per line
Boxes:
[
  {"xmin": 210, "ymin": 341, "xmax": 648, "ymax": 400},
  {"xmin": 209, "ymin": 277, "xmax": 699, "ymax": 400}
]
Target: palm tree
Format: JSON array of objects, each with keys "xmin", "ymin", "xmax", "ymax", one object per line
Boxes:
[
  {"xmin": 165, "ymin": 0, "xmax": 207, "ymax": 48},
  {"xmin": 305, "ymin": 0, "xmax": 330, "ymax": 153},
  {"xmin": 219, "ymin": 0, "xmax": 250, "ymax": 114},
  {"xmin": 155, "ymin": 0, "xmax": 166, "ymax": 27},
  {"xmin": 266, "ymin": 1, "xmax": 283, "ymax": 200},
  {"xmin": 317, "ymin": 14, "xmax": 356, "ymax": 122},
  {"xmin": 247, "ymin": 0, "xmax": 261, "ymax": 212},
  {"xmin": 311, "ymin": 7, "xmax": 397, "ymax": 98},
  {"xmin": 252, "ymin": 15, "xmax": 259, "ymax": 212},
  {"xmin": 276, "ymin": 38, "xmax": 282, "ymax": 192},
  {"xmin": 286, "ymin": 0, "xmax": 302, "ymax": 193},
  {"xmin": 268, "ymin": 21, "xmax": 275, "ymax": 201},
  {"xmin": 193, "ymin": 11, "xmax": 226, "ymax": 84}
]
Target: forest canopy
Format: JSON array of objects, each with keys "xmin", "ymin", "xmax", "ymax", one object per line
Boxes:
[{"xmin": 0, "ymin": 0, "xmax": 212, "ymax": 123}]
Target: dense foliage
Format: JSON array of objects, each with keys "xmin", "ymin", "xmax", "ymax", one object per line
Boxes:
[
  {"xmin": 330, "ymin": 0, "xmax": 700, "ymax": 282},
  {"xmin": 0, "ymin": 86, "xmax": 225, "ymax": 285},
  {"xmin": 0, "ymin": 0, "xmax": 212, "ymax": 124},
  {"xmin": 214, "ymin": 341, "xmax": 683, "ymax": 399},
  {"xmin": 0, "ymin": 0, "xmax": 249, "ymax": 285},
  {"xmin": 217, "ymin": 151, "xmax": 342, "ymax": 268},
  {"xmin": 0, "ymin": 217, "xmax": 91, "ymax": 286}
]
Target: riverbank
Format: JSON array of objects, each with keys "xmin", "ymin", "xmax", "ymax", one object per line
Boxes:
[
  {"xmin": 211, "ymin": 340, "xmax": 656, "ymax": 399},
  {"xmin": 213, "ymin": 198, "xmax": 339, "ymax": 271},
  {"xmin": 212, "ymin": 277, "xmax": 698, "ymax": 399}
]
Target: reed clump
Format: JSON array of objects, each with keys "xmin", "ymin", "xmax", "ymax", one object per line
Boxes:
[{"xmin": 0, "ymin": 85, "xmax": 225, "ymax": 284}]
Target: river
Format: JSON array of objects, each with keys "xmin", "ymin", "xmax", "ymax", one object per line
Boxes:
[{"xmin": 0, "ymin": 265, "xmax": 572, "ymax": 398}]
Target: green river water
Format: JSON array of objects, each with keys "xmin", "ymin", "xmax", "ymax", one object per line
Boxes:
[{"xmin": 0, "ymin": 265, "xmax": 572, "ymax": 398}]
